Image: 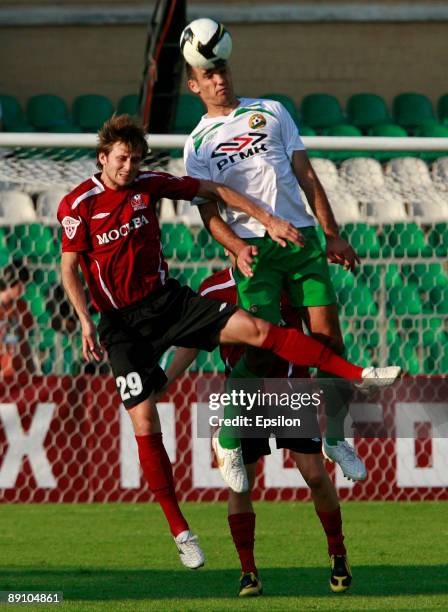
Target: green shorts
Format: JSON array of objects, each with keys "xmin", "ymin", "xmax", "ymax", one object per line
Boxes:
[{"xmin": 233, "ymin": 226, "xmax": 336, "ymax": 323}]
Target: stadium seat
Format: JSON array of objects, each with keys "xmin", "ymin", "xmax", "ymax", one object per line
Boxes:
[
  {"xmin": 386, "ymin": 285, "xmax": 423, "ymax": 316},
  {"xmin": 310, "ymin": 158, "xmax": 339, "ymax": 190},
  {"xmin": 427, "ymin": 222, "xmax": 448, "ymax": 257},
  {"xmin": 380, "ymin": 222, "xmax": 432, "ymax": 258},
  {"xmin": 161, "ymin": 223, "xmax": 195, "ymax": 261},
  {"xmin": 173, "ymin": 94, "xmax": 204, "ymax": 133},
  {"xmin": 260, "ymin": 93, "xmax": 300, "ymax": 126},
  {"xmin": 346, "ymin": 93, "xmax": 391, "ymax": 131},
  {"xmin": 181, "ymin": 267, "xmax": 211, "ymax": 292},
  {"xmin": 298, "ymin": 125, "xmax": 316, "ymax": 136},
  {"xmin": 0, "ymin": 94, "xmax": 35, "ymax": 132},
  {"xmin": 27, "ymin": 94, "xmax": 80, "ymax": 132},
  {"xmin": 72, "ymin": 94, "xmax": 114, "ymax": 132},
  {"xmin": 392, "ymin": 93, "xmax": 437, "ymax": 130},
  {"xmin": 6, "ymin": 223, "xmax": 59, "ymax": 263},
  {"xmin": 36, "ymin": 189, "xmax": 66, "ymax": 224},
  {"xmin": 437, "ymin": 94, "xmax": 448, "ymax": 125},
  {"xmin": 368, "ymin": 124, "xmax": 408, "ymax": 137},
  {"xmin": 340, "ymin": 223, "xmax": 381, "ymax": 258},
  {"xmin": 117, "ymin": 94, "xmax": 139, "ymax": 116},
  {"xmin": 415, "ymin": 123, "xmax": 448, "ymax": 138},
  {"xmin": 431, "ymin": 157, "xmax": 448, "ymax": 192},
  {"xmin": 300, "ymin": 94, "xmax": 345, "ymax": 130},
  {"xmin": 0, "ymin": 191, "xmax": 37, "ymax": 224},
  {"xmin": 195, "ymin": 227, "xmax": 226, "ymax": 260},
  {"xmin": 322, "ymin": 125, "xmax": 362, "ymax": 137}
]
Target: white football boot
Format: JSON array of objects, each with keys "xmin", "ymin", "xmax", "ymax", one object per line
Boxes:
[
  {"xmin": 323, "ymin": 439, "xmax": 367, "ymax": 481},
  {"xmin": 174, "ymin": 530, "xmax": 205, "ymax": 569},
  {"xmin": 212, "ymin": 430, "xmax": 249, "ymax": 493},
  {"xmin": 356, "ymin": 366, "xmax": 402, "ymax": 398}
]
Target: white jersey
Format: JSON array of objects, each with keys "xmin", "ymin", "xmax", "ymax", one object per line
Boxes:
[{"xmin": 184, "ymin": 97, "xmax": 315, "ymax": 238}]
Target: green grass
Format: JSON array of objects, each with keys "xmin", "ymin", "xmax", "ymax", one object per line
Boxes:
[{"xmin": 1, "ymin": 502, "xmax": 447, "ymax": 611}]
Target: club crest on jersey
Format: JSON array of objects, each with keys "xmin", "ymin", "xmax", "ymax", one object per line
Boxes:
[
  {"xmin": 129, "ymin": 193, "xmax": 148, "ymax": 211},
  {"xmin": 249, "ymin": 113, "xmax": 266, "ymax": 129},
  {"xmin": 211, "ymin": 132, "xmax": 268, "ymax": 172},
  {"xmin": 62, "ymin": 216, "xmax": 81, "ymax": 240}
]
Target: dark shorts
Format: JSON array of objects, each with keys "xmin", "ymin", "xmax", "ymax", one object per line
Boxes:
[
  {"xmin": 98, "ymin": 278, "xmax": 237, "ymax": 408},
  {"xmin": 241, "ymin": 435, "xmax": 322, "ymax": 465}
]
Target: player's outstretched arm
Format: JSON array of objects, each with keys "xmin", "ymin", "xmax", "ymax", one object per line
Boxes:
[
  {"xmin": 61, "ymin": 252, "xmax": 103, "ymax": 362},
  {"xmin": 197, "ymin": 179, "xmax": 304, "ymax": 247},
  {"xmin": 292, "ymin": 150, "xmax": 360, "ymax": 271},
  {"xmin": 198, "ymin": 201, "xmax": 257, "ymax": 277}
]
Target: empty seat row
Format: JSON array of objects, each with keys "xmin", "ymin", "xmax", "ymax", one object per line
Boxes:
[{"xmin": 0, "ymin": 93, "xmax": 139, "ymax": 133}]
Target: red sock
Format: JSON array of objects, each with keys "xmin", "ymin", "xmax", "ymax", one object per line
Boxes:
[
  {"xmin": 228, "ymin": 512, "xmax": 257, "ymax": 574},
  {"xmin": 261, "ymin": 326, "xmax": 362, "ymax": 379},
  {"xmin": 135, "ymin": 433, "xmax": 188, "ymax": 537},
  {"xmin": 316, "ymin": 507, "xmax": 347, "ymax": 556}
]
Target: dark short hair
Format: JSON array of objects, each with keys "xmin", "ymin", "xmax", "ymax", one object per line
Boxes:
[
  {"xmin": 96, "ymin": 114, "xmax": 149, "ymax": 170},
  {"xmin": 0, "ymin": 260, "xmax": 29, "ymax": 291}
]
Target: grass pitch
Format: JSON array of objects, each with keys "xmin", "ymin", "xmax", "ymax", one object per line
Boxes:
[{"xmin": 1, "ymin": 501, "xmax": 447, "ymax": 611}]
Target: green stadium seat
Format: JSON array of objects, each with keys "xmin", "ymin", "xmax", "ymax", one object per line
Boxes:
[
  {"xmin": 260, "ymin": 93, "xmax": 300, "ymax": 126},
  {"xmin": 386, "ymin": 286, "xmax": 422, "ymax": 316},
  {"xmin": 300, "ymin": 94, "xmax": 345, "ymax": 130},
  {"xmin": 427, "ymin": 223, "xmax": 448, "ymax": 258},
  {"xmin": 367, "ymin": 124, "xmax": 409, "ymax": 160},
  {"xmin": 392, "ymin": 93, "xmax": 437, "ymax": 131},
  {"xmin": 27, "ymin": 94, "xmax": 80, "ymax": 132},
  {"xmin": 298, "ymin": 125, "xmax": 316, "ymax": 136},
  {"xmin": 322, "ymin": 124, "xmax": 363, "ymax": 161},
  {"xmin": 346, "ymin": 93, "xmax": 391, "ymax": 131},
  {"xmin": 428, "ymin": 287, "xmax": 448, "ymax": 315},
  {"xmin": 173, "ymin": 94, "xmax": 204, "ymax": 133},
  {"xmin": 181, "ymin": 267, "xmax": 211, "ymax": 292},
  {"xmin": 368, "ymin": 124, "xmax": 408, "ymax": 137},
  {"xmin": 415, "ymin": 123, "xmax": 448, "ymax": 138},
  {"xmin": 72, "ymin": 94, "xmax": 114, "ymax": 132},
  {"xmin": 161, "ymin": 223, "xmax": 195, "ymax": 261},
  {"xmin": 117, "ymin": 94, "xmax": 139, "ymax": 116},
  {"xmin": 403, "ymin": 263, "xmax": 448, "ymax": 292},
  {"xmin": 340, "ymin": 223, "xmax": 381, "ymax": 258},
  {"xmin": 195, "ymin": 347, "xmax": 225, "ymax": 373},
  {"xmin": 195, "ymin": 227, "xmax": 227, "ymax": 260},
  {"xmin": 0, "ymin": 94, "xmax": 35, "ymax": 131},
  {"xmin": 7, "ymin": 224, "xmax": 59, "ymax": 263},
  {"xmin": 379, "ymin": 223, "xmax": 432, "ymax": 258},
  {"xmin": 437, "ymin": 94, "xmax": 448, "ymax": 125},
  {"xmin": 338, "ymin": 284, "xmax": 378, "ymax": 317}
]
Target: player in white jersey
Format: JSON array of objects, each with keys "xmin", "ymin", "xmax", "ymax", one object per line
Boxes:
[{"xmin": 183, "ymin": 58, "xmax": 368, "ymax": 482}]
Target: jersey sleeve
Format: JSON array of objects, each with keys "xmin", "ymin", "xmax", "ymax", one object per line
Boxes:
[
  {"xmin": 57, "ymin": 196, "xmax": 91, "ymax": 252},
  {"xmin": 274, "ymin": 101, "xmax": 306, "ymax": 159},
  {"xmin": 151, "ymin": 172, "xmax": 200, "ymax": 202},
  {"xmin": 184, "ymin": 138, "xmax": 213, "ymax": 206}
]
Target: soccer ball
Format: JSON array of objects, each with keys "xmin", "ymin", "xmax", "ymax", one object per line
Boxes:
[{"xmin": 180, "ymin": 18, "xmax": 232, "ymax": 70}]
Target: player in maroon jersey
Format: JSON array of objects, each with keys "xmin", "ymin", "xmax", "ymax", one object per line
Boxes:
[
  {"xmin": 161, "ymin": 267, "xmax": 351, "ymax": 595},
  {"xmin": 58, "ymin": 114, "xmax": 400, "ymax": 571}
]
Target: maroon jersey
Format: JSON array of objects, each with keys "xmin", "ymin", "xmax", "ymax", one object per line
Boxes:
[
  {"xmin": 57, "ymin": 171, "xmax": 199, "ymax": 311},
  {"xmin": 199, "ymin": 268, "xmax": 308, "ymax": 377}
]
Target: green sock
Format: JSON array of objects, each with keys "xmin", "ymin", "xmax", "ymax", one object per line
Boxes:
[{"xmin": 219, "ymin": 357, "xmax": 258, "ymax": 449}]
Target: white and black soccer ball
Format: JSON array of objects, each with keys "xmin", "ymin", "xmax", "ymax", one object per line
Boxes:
[{"xmin": 180, "ymin": 18, "xmax": 232, "ymax": 70}]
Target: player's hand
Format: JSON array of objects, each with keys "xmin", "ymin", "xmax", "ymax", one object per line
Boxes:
[
  {"xmin": 266, "ymin": 217, "xmax": 305, "ymax": 248},
  {"xmin": 81, "ymin": 318, "xmax": 103, "ymax": 362},
  {"xmin": 326, "ymin": 235, "xmax": 360, "ymax": 272},
  {"xmin": 236, "ymin": 244, "xmax": 258, "ymax": 277}
]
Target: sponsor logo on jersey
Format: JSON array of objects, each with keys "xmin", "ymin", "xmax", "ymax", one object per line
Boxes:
[
  {"xmin": 211, "ymin": 132, "xmax": 268, "ymax": 171},
  {"xmin": 96, "ymin": 214, "xmax": 149, "ymax": 245},
  {"xmin": 249, "ymin": 113, "xmax": 266, "ymax": 129},
  {"xmin": 129, "ymin": 193, "xmax": 149, "ymax": 211},
  {"xmin": 62, "ymin": 216, "xmax": 81, "ymax": 240},
  {"xmin": 92, "ymin": 212, "xmax": 111, "ymax": 220}
]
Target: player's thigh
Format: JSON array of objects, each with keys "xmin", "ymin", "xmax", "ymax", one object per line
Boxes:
[{"xmin": 233, "ymin": 238, "xmax": 283, "ymax": 324}]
